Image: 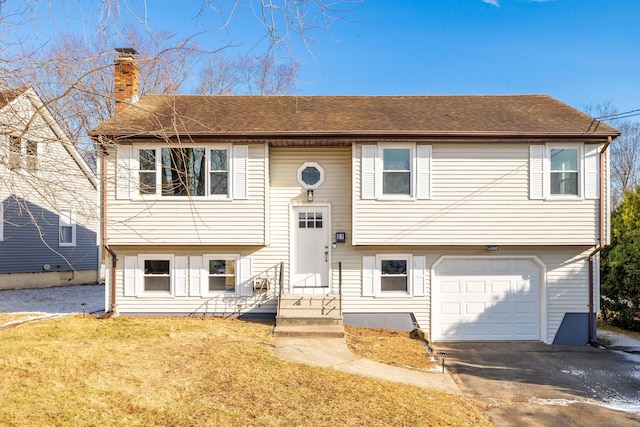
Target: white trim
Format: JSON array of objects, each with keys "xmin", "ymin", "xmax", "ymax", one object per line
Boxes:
[
  {"xmin": 297, "ymin": 162, "xmax": 325, "ymax": 190},
  {"xmin": 375, "ymin": 253, "xmax": 413, "ymax": 297},
  {"xmin": 130, "ymin": 143, "xmax": 246, "ymax": 200},
  {"xmin": 137, "ymin": 254, "xmax": 174, "ymax": 297},
  {"xmin": 431, "ymin": 255, "xmax": 548, "ymax": 343},
  {"xmin": 58, "ymin": 207, "xmax": 76, "ymax": 247},
  {"xmin": 416, "ymin": 145, "xmax": 432, "ymax": 199},
  {"xmin": 289, "ymin": 203, "xmax": 331, "ymax": 294},
  {"xmin": 202, "ymin": 254, "xmax": 241, "ymax": 296},
  {"xmin": 545, "ymin": 144, "xmax": 583, "ymax": 199},
  {"xmin": 361, "ymin": 145, "xmax": 376, "ymax": 200},
  {"xmin": 377, "ymin": 143, "xmax": 415, "ymax": 200}
]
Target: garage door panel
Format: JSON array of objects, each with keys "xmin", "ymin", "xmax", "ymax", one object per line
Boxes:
[
  {"xmin": 434, "ymin": 258, "xmax": 541, "ymax": 341},
  {"xmin": 466, "ymin": 281, "xmax": 486, "ymax": 293}
]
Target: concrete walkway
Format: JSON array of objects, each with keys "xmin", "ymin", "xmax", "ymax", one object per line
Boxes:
[{"xmin": 273, "ymin": 336, "xmax": 462, "ymax": 395}]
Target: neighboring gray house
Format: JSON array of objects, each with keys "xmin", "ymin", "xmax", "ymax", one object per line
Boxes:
[
  {"xmin": 0, "ymin": 87, "xmax": 99, "ymax": 289},
  {"xmin": 90, "ymin": 50, "xmax": 619, "ymax": 345}
]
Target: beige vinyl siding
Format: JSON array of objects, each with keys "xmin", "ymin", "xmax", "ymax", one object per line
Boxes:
[
  {"xmin": 105, "ymin": 142, "xmax": 267, "ymax": 245},
  {"xmin": 353, "ymin": 143, "xmax": 602, "ymax": 246}
]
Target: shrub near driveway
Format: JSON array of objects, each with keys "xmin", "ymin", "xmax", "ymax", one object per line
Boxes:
[{"xmin": 0, "ymin": 316, "xmax": 490, "ymax": 426}]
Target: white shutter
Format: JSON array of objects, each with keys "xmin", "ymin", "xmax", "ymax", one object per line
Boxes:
[
  {"xmin": 189, "ymin": 256, "xmax": 202, "ymax": 296},
  {"xmin": 116, "ymin": 146, "xmax": 132, "ymax": 200},
  {"xmin": 361, "ymin": 145, "xmax": 376, "ymax": 199},
  {"xmin": 529, "ymin": 145, "xmax": 544, "ymax": 200},
  {"xmin": 584, "ymin": 145, "xmax": 600, "ymax": 200},
  {"xmin": 362, "ymin": 256, "xmax": 375, "ymax": 297},
  {"xmin": 123, "ymin": 256, "xmax": 137, "ymax": 297},
  {"xmin": 233, "ymin": 145, "xmax": 248, "ymax": 200},
  {"xmin": 412, "ymin": 256, "xmax": 426, "ymax": 297},
  {"xmin": 174, "ymin": 256, "xmax": 188, "ymax": 296},
  {"xmin": 416, "ymin": 145, "xmax": 432, "ymax": 199},
  {"xmin": 238, "ymin": 256, "xmax": 253, "ymax": 297}
]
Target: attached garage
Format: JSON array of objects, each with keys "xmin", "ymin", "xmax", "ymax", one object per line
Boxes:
[{"xmin": 432, "ymin": 257, "xmax": 544, "ymax": 342}]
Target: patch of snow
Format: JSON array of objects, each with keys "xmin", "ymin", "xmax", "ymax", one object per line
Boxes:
[
  {"xmin": 599, "ymin": 329, "xmax": 640, "ymax": 347},
  {"xmin": 531, "ymin": 396, "xmax": 640, "ymax": 414},
  {"xmin": 561, "ymin": 368, "xmax": 586, "ymax": 377},
  {"xmin": 0, "ymin": 285, "xmax": 104, "ymax": 315}
]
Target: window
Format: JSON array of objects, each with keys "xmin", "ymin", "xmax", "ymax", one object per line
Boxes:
[
  {"xmin": 9, "ymin": 136, "xmax": 21, "ymax": 170},
  {"xmin": 207, "ymin": 259, "xmax": 236, "ymax": 292},
  {"xmin": 143, "ymin": 259, "xmax": 171, "ymax": 292},
  {"xmin": 8, "ymin": 136, "xmax": 38, "ymax": 171},
  {"xmin": 138, "ymin": 149, "xmax": 156, "ymax": 195},
  {"xmin": 134, "ymin": 146, "xmax": 229, "ymax": 198},
  {"xmin": 361, "ymin": 144, "xmax": 431, "ymax": 200},
  {"xmin": 378, "ymin": 256, "xmax": 410, "ymax": 294},
  {"xmin": 362, "ymin": 254, "xmax": 426, "ymax": 297},
  {"xmin": 298, "ymin": 212, "xmax": 323, "ymax": 229},
  {"xmin": 297, "ymin": 162, "xmax": 325, "ymax": 189},
  {"xmin": 209, "ymin": 149, "xmax": 228, "ymax": 195},
  {"xmin": 382, "ymin": 148, "xmax": 411, "ymax": 195},
  {"xmin": 59, "ymin": 208, "xmax": 76, "ymax": 246},
  {"xmin": 550, "ymin": 148, "xmax": 578, "ymax": 195}
]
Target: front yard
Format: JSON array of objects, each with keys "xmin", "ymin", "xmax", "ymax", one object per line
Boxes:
[{"xmin": 0, "ymin": 316, "xmax": 490, "ymax": 426}]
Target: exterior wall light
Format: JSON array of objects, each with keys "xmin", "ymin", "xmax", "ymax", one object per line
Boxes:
[{"xmin": 306, "ymin": 189, "xmax": 314, "ymax": 202}]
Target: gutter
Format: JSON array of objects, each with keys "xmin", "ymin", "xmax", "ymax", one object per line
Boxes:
[
  {"xmin": 98, "ymin": 136, "xmax": 118, "ymax": 318},
  {"xmin": 588, "ymin": 135, "xmax": 613, "ymax": 345}
]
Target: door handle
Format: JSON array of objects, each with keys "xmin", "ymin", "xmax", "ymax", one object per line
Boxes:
[{"xmin": 325, "ymin": 245, "xmax": 328, "ymax": 262}]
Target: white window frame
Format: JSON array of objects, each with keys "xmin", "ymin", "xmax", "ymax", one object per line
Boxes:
[
  {"xmin": 546, "ymin": 144, "xmax": 582, "ymax": 199},
  {"xmin": 378, "ymin": 143, "xmax": 415, "ymax": 199},
  {"xmin": 375, "ymin": 254, "xmax": 413, "ymax": 297},
  {"xmin": 132, "ymin": 144, "xmax": 233, "ymax": 200},
  {"xmin": 58, "ymin": 207, "xmax": 76, "ymax": 247},
  {"xmin": 138, "ymin": 254, "xmax": 174, "ymax": 296},
  {"xmin": 202, "ymin": 254, "xmax": 240, "ymax": 296}
]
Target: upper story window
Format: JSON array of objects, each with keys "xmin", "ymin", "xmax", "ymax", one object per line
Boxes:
[
  {"xmin": 550, "ymin": 148, "xmax": 578, "ymax": 196},
  {"xmin": 361, "ymin": 143, "xmax": 431, "ymax": 200},
  {"xmin": 135, "ymin": 146, "xmax": 228, "ymax": 198},
  {"xmin": 382, "ymin": 148, "xmax": 411, "ymax": 195},
  {"xmin": 8, "ymin": 136, "xmax": 38, "ymax": 171},
  {"xmin": 530, "ymin": 144, "xmax": 599, "ymax": 200}
]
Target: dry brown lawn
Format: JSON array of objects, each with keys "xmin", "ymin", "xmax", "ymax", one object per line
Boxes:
[{"xmin": 0, "ymin": 316, "xmax": 491, "ymax": 426}]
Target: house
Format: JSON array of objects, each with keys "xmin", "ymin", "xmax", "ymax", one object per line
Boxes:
[
  {"xmin": 90, "ymin": 50, "xmax": 619, "ymax": 345},
  {"xmin": 0, "ymin": 87, "xmax": 99, "ymax": 289}
]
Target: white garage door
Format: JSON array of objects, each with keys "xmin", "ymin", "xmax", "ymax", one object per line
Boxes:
[{"xmin": 432, "ymin": 257, "xmax": 541, "ymax": 341}]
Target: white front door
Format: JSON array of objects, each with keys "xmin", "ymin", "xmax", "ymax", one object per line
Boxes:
[{"xmin": 291, "ymin": 206, "xmax": 329, "ymax": 289}]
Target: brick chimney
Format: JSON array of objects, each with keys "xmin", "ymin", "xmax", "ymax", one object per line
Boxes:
[{"xmin": 114, "ymin": 47, "xmax": 139, "ymax": 114}]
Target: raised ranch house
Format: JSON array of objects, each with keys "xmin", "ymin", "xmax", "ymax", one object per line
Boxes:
[
  {"xmin": 90, "ymin": 50, "xmax": 619, "ymax": 345},
  {"xmin": 0, "ymin": 87, "xmax": 99, "ymax": 289}
]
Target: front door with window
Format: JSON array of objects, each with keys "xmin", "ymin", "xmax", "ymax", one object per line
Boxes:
[{"xmin": 291, "ymin": 207, "xmax": 329, "ymax": 290}]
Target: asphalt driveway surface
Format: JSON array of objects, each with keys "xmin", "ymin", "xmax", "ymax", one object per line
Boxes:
[{"xmin": 434, "ymin": 342, "xmax": 640, "ymax": 426}]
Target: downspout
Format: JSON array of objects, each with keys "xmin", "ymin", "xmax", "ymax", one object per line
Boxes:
[
  {"xmin": 588, "ymin": 135, "xmax": 612, "ymax": 345},
  {"xmin": 99, "ymin": 136, "xmax": 118, "ymax": 318}
]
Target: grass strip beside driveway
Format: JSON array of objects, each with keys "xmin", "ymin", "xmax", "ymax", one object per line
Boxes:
[{"xmin": 0, "ymin": 316, "xmax": 490, "ymax": 426}]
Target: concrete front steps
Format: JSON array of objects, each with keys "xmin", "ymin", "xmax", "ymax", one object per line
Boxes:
[{"xmin": 274, "ymin": 292, "xmax": 344, "ymax": 338}]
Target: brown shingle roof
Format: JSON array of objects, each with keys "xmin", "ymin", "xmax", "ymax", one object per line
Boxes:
[
  {"xmin": 0, "ymin": 87, "xmax": 30, "ymax": 109},
  {"xmin": 90, "ymin": 94, "xmax": 619, "ymax": 140}
]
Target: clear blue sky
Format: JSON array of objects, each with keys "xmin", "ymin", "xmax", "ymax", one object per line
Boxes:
[{"xmin": 19, "ymin": 0, "xmax": 640, "ymax": 115}]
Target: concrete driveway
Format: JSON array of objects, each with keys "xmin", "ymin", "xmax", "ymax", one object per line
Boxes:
[{"xmin": 433, "ymin": 342, "xmax": 640, "ymax": 426}]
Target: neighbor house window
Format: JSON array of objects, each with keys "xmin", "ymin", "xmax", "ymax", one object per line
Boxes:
[
  {"xmin": 9, "ymin": 136, "xmax": 22, "ymax": 170},
  {"xmin": 382, "ymin": 147, "xmax": 411, "ymax": 195},
  {"xmin": 143, "ymin": 259, "xmax": 171, "ymax": 292},
  {"xmin": 379, "ymin": 256, "xmax": 409, "ymax": 293},
  {"xmin": 550, "ymin": 148, "xmax": 579, "ymax": 196},
  {"xmin": 8, "ymin": 136, "xmax": 38, "ymax": 171},
  {"xmin": 59, "ymin": 208, "xmax": 76, "ymax": 246},
  {"xmin": 135, "ymin": 145, "xmax": 231, "ymax": 198},
  {"xmin": 204, "ymin": 255, "xmax": 237, "ymax": 293}
]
